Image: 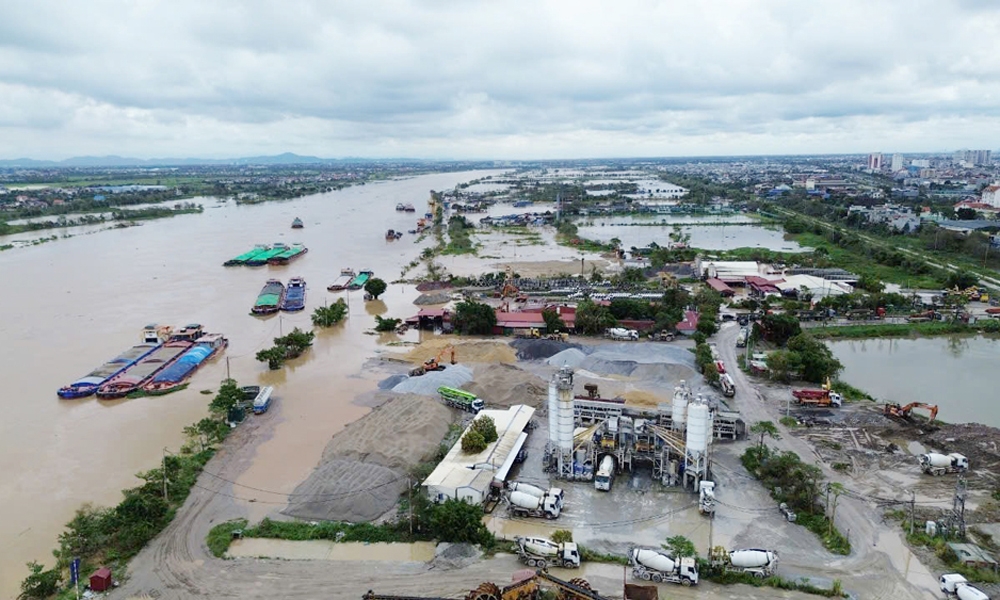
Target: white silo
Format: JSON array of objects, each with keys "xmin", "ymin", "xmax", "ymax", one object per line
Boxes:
[
  {"xmin": 671, "ymin": 383, "xmax": 689, "ymax": 432},
  {"xmin": 685, "ymin": 402, "xmax": 709, "ymax": 455},
  {"xmin": 547, "ymin": 376, "xmax": 560, "ymax": 446},
  {"xmin": 550, "ymin": 366, "xmax": 576, "ymax": 479}
]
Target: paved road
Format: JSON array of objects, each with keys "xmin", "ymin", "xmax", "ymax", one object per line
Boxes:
[{"xmin": 716, "ymin": 323, "xmax": 939, "ymax": 600}]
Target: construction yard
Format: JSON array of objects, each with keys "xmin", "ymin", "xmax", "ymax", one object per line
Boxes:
[{"xmin": 108, "ymin": 320, "xmax": 1000, "ymax": 600}]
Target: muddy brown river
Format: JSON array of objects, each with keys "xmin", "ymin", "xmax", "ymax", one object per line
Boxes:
[{"xmin": 0, "ymin": 170, "xmax": 503, "ymax": 598}]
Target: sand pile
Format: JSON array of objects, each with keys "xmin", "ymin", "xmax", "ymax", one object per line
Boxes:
[
  {"xmin": 465, "ymin": 363, "xmax": 548, "ymax": 409},
  {"xmin": 392, "ymin": 365, "xmax": 474, "ymax": 395},
  {"xmin": 622, "ymin": 390, "xmax": 670, "ymax": 407},
  {"xmin": 546, "ymin": 348, "xmax": 587, "ymax": 368},
  {"xmin": 509, "ymin": 338, "xmax": 580, "ymax": 360},
  {"xmin": 284, "ymin": 394, "xmax": 454, "ymax": 523},
  {"xmin": 430, "ymin": 543, "xmax": 481, "ymax": 570},
  {"xmin": 414, "ymin": 292, "xmax": 453, "ymax": 305},
  {"xmin": 405, "ymin": 338, "xmax": 517, "ymax": 365}
]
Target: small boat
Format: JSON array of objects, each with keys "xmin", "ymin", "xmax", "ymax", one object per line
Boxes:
[
  {"xmin": 143, "ymin": 333, "xmax": 228, "ymax": 395},
  {"xmin": 327, "ymin": 268, "xmax": 355, "ymax": 291},
  {"xmin": 96, "ymin": 326, "xmax": 205, "ymax": 398},
  {"xmin": 407, "ymin": 229, "xmax": 417, "ymax": 234},
  {"xmin": 347, "ymin": 269, "xmax": 373, "ymax": 291},
  {"xmin": 267, "ymin": 243, "xmax": 308, "ymax": 265},
  {"xmin": 245, "ymin": 243, "xmax": 289, "ymax": 266},
  {"xmin": 252, "ymin": 279, "xmax": 285, "ymax": 314},
  {"xmin": 395, "ymin": 203, "xmax": 406, "ymax": 212},
  {"xmin": 57, "ymin": 326, "xmax": 167, "ymax": 398},
  {"xmin": 291, "ymin": 217, "xmax": 304, "ymax": 229},
  {"xmin": 224, "ymin": 244, "xmax": 270, "ymax": 267},
  {"xmin": 385, "ymin": 229, "xmax": 402, "ymax": 240},
  {"xmin": 253, "ymin": 385, "xmax": 274, "ymax": 414},
  {"xmin": 280, "ymin": 277, "xmax": 306, "ymax": 312},
  {"xmin": 403, "ymin": 203, "xmax": 416, "ymax": 212}
]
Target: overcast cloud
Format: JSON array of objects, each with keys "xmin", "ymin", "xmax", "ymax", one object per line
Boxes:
[{"xmin": 1, "ymin": 0, "xmax": 998, "ymax": 159}]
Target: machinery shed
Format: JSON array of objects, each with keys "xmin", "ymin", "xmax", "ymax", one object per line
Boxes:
[{"xmin": 423, "ymin": 404, "xmax": 535, "ymax": 504}]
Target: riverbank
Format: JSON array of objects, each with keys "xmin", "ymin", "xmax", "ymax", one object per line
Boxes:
[{"xmin": 810, "ymin": 320, "xmax": 1000, "ymax": 339}]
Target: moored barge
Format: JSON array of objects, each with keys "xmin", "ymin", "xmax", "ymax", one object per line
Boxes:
[
  {"xmin": 280, "ymin": 277, "xmax": 306, "ymax": 312},
  {"xmin": 245, "ymin": 243, "xmax": 288, "ymax": 266},
  {"xmin": 57, "ymin": 325, "xmax": 172, "ymax": 399},
  {"xmin": 327, "ymin": 268, "xmax": 355, "ymax": 291},
  {"xmin": 267, "ymin": 243, "xmax": 308, "ymax": 265},
  {"xmin": 143, "ymin": 333, "xmax": 228, "ymax": 395},
  {"xmin": 224, "ymin": 245, "xmax": 270, "ymax": 267},
  {"xmin": 95, "ymin": 324, "xmax": 206, "ymax": 399},
  {"xmin": 252, "ymin": 279, "xmax": 285, "ymax": 314},
  {"xmin": 347, "ymin": 269, "xmax": 373, "ymax": 291}
]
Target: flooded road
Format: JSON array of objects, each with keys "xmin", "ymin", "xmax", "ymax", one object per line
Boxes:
[
  {"xmin": 0, "ymin": 170, "xmax": 502, "ymax": 598},
  {"xmin": 828, "ymin": 336, "xmax": 1000, "ymax": 427}
]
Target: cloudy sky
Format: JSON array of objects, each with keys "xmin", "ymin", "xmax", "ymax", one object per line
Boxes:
[{"xmin": 1, "ymin": 0, "xmax": 998, "ymax": 160}]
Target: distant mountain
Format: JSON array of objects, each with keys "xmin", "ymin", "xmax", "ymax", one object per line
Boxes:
[{"xmin": 0, "ymin": 153, "xmax": 357, "ymax": 168}]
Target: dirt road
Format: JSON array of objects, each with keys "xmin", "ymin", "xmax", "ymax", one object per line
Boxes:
[{"xmin": 716, "ymin": 323, "xmax": 939, "ymax": 600}]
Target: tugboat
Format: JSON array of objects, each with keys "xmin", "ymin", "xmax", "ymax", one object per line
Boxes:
[
  {"xmin": 395, "ymin": 203, "xmax": 406, "ymax": 212},
  {"xmin": 291, "ymin": 217, "xmax": 304, "ymax": 229}
]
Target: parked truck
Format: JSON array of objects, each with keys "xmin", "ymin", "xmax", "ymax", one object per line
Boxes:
[
  {"xmin": 940, "ymin": 574, "xmax": 991, "ymax": 600},
  {"xmin": 791, "ymin": 388, "xmax": 842, "ymax": 407},
  {"xmin": 514, "ymin": 536, "xmax": 581, "ymax": 569},
  {"xmin": 920, "ymin": 453, "xmax": 969, "ymax": 476},
  {"xmin": 595, "ymin": 455, "xmax": 616, "ymax": 491},
  {"xmin": 507, "ymin": 490, "xmax": 561, "ymax": 519},
  {"xmin": 698, "ymin": 481, "xmax": 716, "ymax": 516},
  {"xmin": 736, "ymin": 327, "xmax": 749, "ymax": 348},
  {"xmin": 508, "ymin": 482, "xmax": 564, "ymax": 509},
  {"xmin": 607, "ymin": 327, "xmax": 639, "ymax": 341},
  {"xmin": 629, "ymin": 548, "xmax": 699, "ymax": 586},
  {"xmin": 709, "ymin": 547, "xmax": 779, "ymax": 578},
  {"xmin": 718, "ymin": 373, "xmax": 735, "ymax": 397},
  {"xmin": 436, "ymin": 386, "xmax": 484, "ymax": 413}
]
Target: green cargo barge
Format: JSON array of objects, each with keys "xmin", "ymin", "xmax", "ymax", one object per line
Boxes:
[
  {"xmin": 245, "ymin": 243, "xmax": 289, "ymax": 266},
  {"xmin": 267, "ymin": 243, "xmax": 308, "ymax": 265},
  {"xmin": 224, "ymin": 245, "xmax": 270, "ymax": 267},
  {"xmin": 347, "ymin": 269, "xmax": 373, "ymax": 290}
]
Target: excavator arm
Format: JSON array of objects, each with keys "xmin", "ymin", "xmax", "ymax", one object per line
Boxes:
[{"xmin": 900, "ymin": 402, "xmax": 938, "ymax": 422}]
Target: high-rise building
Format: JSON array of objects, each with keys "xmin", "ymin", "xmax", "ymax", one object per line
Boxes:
[
  {"xmin": 891, "ymin": 154, "xmax": 903, "ymax": 171},
  {"xmin": 867, "ymin": 153, "xmax": 883, "ymax": 171},
  {"xmin": 954, "ymin": 149, "xmax": 993, "ymax": 166}
]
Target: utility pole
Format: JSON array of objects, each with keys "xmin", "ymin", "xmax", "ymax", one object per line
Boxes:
[
  {"xmin": 226, "ymin": 356, "xmax": 231, "ymax": 381},
  {"xmin": 408, "ymin": 478, "xmax": 413, "ymax": 537},
  {"xmin": 162, "ymin": 448, "xmax": 169, "ymax": 503},
  {"xmin": 909, "ymin": 490, "xmax": 916, "ymax": 535},
  {"xmin": 279, "ymin": 315, "xmax": 283, "ymax": 337}
]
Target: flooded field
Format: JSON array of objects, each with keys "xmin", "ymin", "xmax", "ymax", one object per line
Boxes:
[
  {"xmin": 0, "ymin": 169, "xmax": 503, "ymax": 597},
  {"xmin": 575, "ymin": 216, "xmax": 806, "ymax": 252},
  {"xmin": 827, "ymin": 336, "xmax": 1000, "ymax": 427}
]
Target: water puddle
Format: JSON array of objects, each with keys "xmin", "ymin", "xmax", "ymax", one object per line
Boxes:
[{"xmin": 227, "ymin": 539, "xmax": 436, "ymax": 562}]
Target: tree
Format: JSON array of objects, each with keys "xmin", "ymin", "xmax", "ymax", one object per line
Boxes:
[
  {"xmin": 702, "ymin": 361, "xmax": 720, "ymax": 385},
  {"xmin": 575, "ymin": 298, "xmax": 617, "ymax": 334},
  {"xmin": 551, "ymin": 530, "xmax": 574, "ymax": 544},
  {"xmin": 209, "ymin": 379, "xmax": 244, "ymax": 414},
  {"xmin": 453, "ymin": 300, "xmax": 497, "ymax": 335},
  {"xmin": 765, "ymin": 349, "xmax": 800, "ymax": 383},
  {"xmin": 696, "ymin": 315, "xmax": 718, "ymax": 337},
  {"xmin": 312, "ymin": 298, "xmax": 349, "ymax": 327},
  {"xmin": 750, "ymin": 420, "xmax": 780, "ymax": 451},
  {"xmin": 856, "ymin": 273, "xmax": 885, "ymax": 294},
  {"xmin": 759, "ymin": 313, "xmax": 802, "ymax": 346},
  {"xmin": 694, "ymin": 342, "xmax": 714, "ymax": 373},
  {"xmin": 364, "ymin": 277, "xmax": 388, "ymax": 300},
  {"xmin": 427, "ymin": 498, "xmax": 493, "ymax": 545},
  {"xmin": 471, "ymin": 415, "xmax": 498, "ymax": 444},
  {"xmin": 256, "ymin": 346, "xmax": 287, "ymax": 370},
  {"xmin": 542, "ymin": 308, "xmax": 566, "ymax": 333},
  {"xmin": 19, "ymin": 562, "xmax": 60, "ymax": 600},
  {"xmin": 662, "ymin": 535, "xmax": 696, "ymax": 558},
  {"xmin": 461, "ymin": 429, "xmax": 486, "ymax": 453},
  {"xmin": 957, "ymin": 207, "xmax": 978, "ymax": 220},
  {"xmin": 827, "ymin": 482, "xmax": 845, "ymax": 536},
  {"xmin": 787, "ymin": 333, "xmax": 843, "ymax": 383},
  {"xmin": 944, "ymin": 270, "xmax": 978, "ymax": 290},
  {"xmin": 374, "ymin": 315, "xmax": 402, "ymax": 332}
]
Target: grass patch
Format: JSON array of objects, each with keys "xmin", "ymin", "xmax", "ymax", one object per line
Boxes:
[
  {"xmin": 779, "ymin": 416, "xmax": 799, "ymax": 428},
  {"xmin": 579, "ymin": 545, "xmax": 629, "ymax": 565},
  {"xmin": 703, "ymin": 569, "xmax": 844, "ymax": 597},
  {"xmin": 829, "ymin": 380, "xmax": 875, "ymax": 402},
  {"xmin": 788, "ymin": 231, "xmax": 942, "ymax": 288},
  {"xmin": 904, "ymin": 526, "xmax": 1000, "ymax": 584},
  {"xmin": 810, "ymin": 321, "xmax": 986, "ymax": 340},
  {"xmin": 207, "ymin": 519, "xmax": 248, "ymax": 558}
]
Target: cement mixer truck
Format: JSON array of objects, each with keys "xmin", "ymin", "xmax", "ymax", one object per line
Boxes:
[
  {"xmin": 920, "ymin": 453, "xmax": 969, "ymax": 476},
  {"xmin": 514, "ymin": 536, "xmax": 581, "ymax": 569},
  {"xmin": 507, "ymin": 490, "xmax": 561, "ymax": 519},
  {"xmin": 595, "ymin": 455, "xmax": 616, "ymax": 491},
  {"xmin": 629, "ymin": 548, "xmax": 699, "ymax": 586},
  {"xmin": 508, "ymin": 482, "xmax": 564, "ymax": 510},
  {"xmin": 709, "ymin": 547, "xmax": 778, "ymax": 578},
  {"xmin": 940, "ymin": 573, "xmax": 991, "ymax": 600},
  {"xmin": 698, "ymin": 481, "xmax": 716, "ymax": 516}
]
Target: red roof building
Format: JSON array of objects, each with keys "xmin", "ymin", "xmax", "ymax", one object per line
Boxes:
[
  {"xmin": 676, "ymin": 310, "xmax": 700, "ymax": 335},
  {"xmin": 705, "ymin": 277, "xmax": 735, "ymax": 297}
]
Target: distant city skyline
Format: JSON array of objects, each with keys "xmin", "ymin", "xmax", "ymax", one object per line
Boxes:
[{"xmin": 2, "ymin": 1, "xmax": 1000, "ymax": 160}]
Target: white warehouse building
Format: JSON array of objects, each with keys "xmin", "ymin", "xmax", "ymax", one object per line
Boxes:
[{"xmin": 422, "ymin": 404, "xmax": 535, "ymax": 504}]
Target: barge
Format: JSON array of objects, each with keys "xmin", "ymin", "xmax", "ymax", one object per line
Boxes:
[
  {"xmin": 347, "ymin": 269, "xmax": 373, "ymax": 291},
  {"xmin": 280, "ymin": 277, "xmax": 306, "ymax": 312},
  {"xmin": 143, "ymin": 333, "xmax": 228, "ymax": 395},
  {"xmin": 327, "ymin": 268, "xmax": 355, "ymax": 291},
  {"xmin": 252, "ymin": 279, "xmax": 285, "ymax": 314},
  {"xmin": 224, "ymin": 245, "xmax": 270, "ymax": 267},
  {"xmin": 291, "ymin": 217, "xmax": 304, "ymax": 229},
  {"xmin": 245, "ymin": 243, "xmax": 289, "ymax": 266},
  {"xmin": 57, "ymin": 325, "xmax": 172, "ymax": 398},
  {"xmin": 267, "ymin": 243, "xmax": 308, "ymax": 265}
]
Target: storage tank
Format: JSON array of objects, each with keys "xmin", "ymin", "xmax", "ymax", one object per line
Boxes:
[
  {"xmin": 956, "ymin": 585, "xmax": 990, "ymax": 600},
  {"xmin": 548, "ymin": 377, "xmax": 559, "ymax": 445},
  {"xmin": 686, "ymin": 402, "xmax": 710, "ymax": 454},
  {"xmin": 631, "ymin": 548, "xmax": 677, "ymax": 572},
  {"xmin": 730, "ymin": 549, "xmax": 777, "ymax": 569},
  {"xmin": 671, "ymin": 385, "xmax": 688, "ymax": 431},
  {"xmin": 509, "ymin": 491, "xmax": 542, "ymax": 510},
  {"xmin": 556, "ymin": 369, "xmax": 574, "ymax": 452},
  {"xmin": 510, "ymin": 482, "xmax": 546, "ymax": 498}
]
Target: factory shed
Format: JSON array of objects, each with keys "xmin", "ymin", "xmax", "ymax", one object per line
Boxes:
[{"xmin": 423, "ymin": 404, "xmax": 535, "ymax": 504}]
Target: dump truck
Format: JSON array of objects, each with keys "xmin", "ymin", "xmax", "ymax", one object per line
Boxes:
[
  {"xmin": 595, "ymin": 455, "xmax": 615, "ymax": 491},
  {"xmin": 709, "ymin": 547, "xmax": 778, "ymax": 578},
  {"xmin": 919, "ymin": 453, "xmax": 969, "ymax": 476},
  {"xmin": 698, "ymin": 481, "xmax": 716, "ymax": 516},
  {"xmin": 508, "ymin": 490, "xmax": 561, "ymax": 519},
  {"xmin": 607, "ymin": 327, "xmax": 639, "ymax": 341},
  {"xmin": 650, "ymin": 330, "xmax": 675, "ymax": 342},
  {"xmin": 514, "ymin": 536, "xmax": 581, "ymax": 569},
  {"xmin": 940, "ymin": 574, "xmax": 991, "ymax": 600},
  {"xmin": 629, "ymin": 548, "xmax": 698, "ymax": 586},
  {"xmin": 436, "ymin": 386, "xmax": 484, "ymax": 413}
]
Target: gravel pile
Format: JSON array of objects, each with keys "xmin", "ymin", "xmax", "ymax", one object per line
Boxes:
[
  {"xmin": 377, "ymin": 374, "xmax": 409, "ymax": 390},
  {"xmin": 391, "ymin": 364, "xmax": 474, "ymax": 395},
  {"xmin": 413, "ymin": 292, "xmax": 453, "ymax": 305},
  {"xmin": 509, "ymin": 338, "xmax": 580, "ymax": 360},
  {"xmin": 546, "ymin": 348, "xmax": 587, "ymax": 368},
  {"xmin": 430, "ymin": 543, "xmax": 481, "ymax": 570}
]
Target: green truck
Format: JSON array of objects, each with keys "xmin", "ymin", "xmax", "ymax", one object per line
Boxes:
[{"xmin": 437, "ymin": 386, "xmax": 484, "ymax": 414}]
